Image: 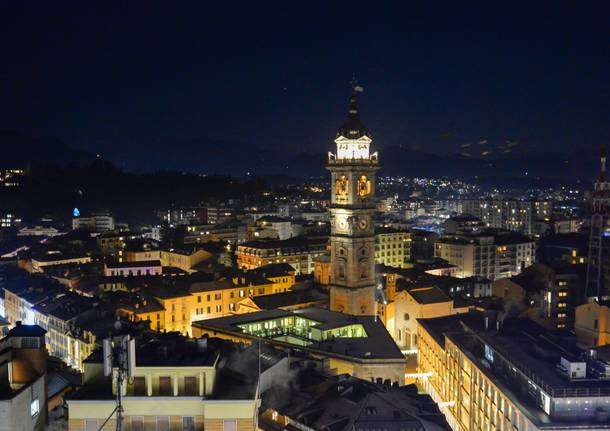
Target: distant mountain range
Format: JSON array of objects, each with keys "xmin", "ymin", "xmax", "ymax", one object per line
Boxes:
[
  {"xmin": 0, "ymin": 130, "xmax": 600, "ymax": 181},
  {"xmin": 0, "ymin": 130, "xmax": 97, "ymax": 168}
]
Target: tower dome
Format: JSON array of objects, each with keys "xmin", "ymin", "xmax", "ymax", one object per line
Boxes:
[{"xmin": 336, "ymin": 90, "xmax": 371, "ymax": 140}]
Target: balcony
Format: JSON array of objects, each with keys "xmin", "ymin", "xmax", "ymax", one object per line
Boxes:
[{"xmin": 327, "ymin": 152, "xmax": 379, "ymax": 166}]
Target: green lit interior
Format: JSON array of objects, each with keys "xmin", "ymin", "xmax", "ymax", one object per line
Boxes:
[{"xmin": 237, "ymin": 316, "xmax": 367, "ymax": 346}]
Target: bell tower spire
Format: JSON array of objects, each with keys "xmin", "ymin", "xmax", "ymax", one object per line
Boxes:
[{"xmin": 326, "ymin": 79, "xmax": 380, "ymax": 316}]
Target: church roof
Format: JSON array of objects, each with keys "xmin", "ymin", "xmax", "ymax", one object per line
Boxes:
[{"xmin": 336, "ymin": 90, "xmax": 371, "ymax": 140}]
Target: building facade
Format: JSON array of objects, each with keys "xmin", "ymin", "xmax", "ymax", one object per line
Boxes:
[
  {"xmin": 462, "ymin": 198, "xmax": 551, "ymax": 235},
  {"xmin": 374, "ymin": 227, "xmax": 410, "ymax": 268},
  {"xmin": 418, "ymin": 313, "xmax": 610, "ymax": 430},
  {"xmin": 236, "ymin": 237, "xmax": 327, "ymax": 275},
  {"xmin": 434, "ymin": 230, "xmax": 535, "ymax": 280},
  {"xmin": 67, "ymin": 335, "xmax": 259, "ymax": 431}
]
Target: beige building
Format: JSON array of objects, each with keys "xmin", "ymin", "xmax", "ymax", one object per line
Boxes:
[
  {"xmin": 66, "ymin": 334, "xmax": 260, "ymax": 431},
  {"xmin": 575, "ymin": 301, "xmax": 610, "ymax": 347},
  {"xmin": 380, "ymin": 283, "xmax": 470, "ymax": 351},
  {"xmin": 374, "ymin": 227, "xmax": 410, "ymax": 268},
  {"xmin": 236, "ymin": 236, "xmax": 327, "ymax": 275},
  {"xmin": 417, "ymin": 313, "xmax": 610, "ymax": 430},
  {"xmin": 124, "ymin": 248, "xmax": 211, "ymax": 273}
]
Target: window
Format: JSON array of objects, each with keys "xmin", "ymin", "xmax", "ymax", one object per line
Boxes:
[
  {"xmin": 197, "ymin": 296, "xmax": 201, "ymax": 303},
  {"xmin": 485, "ymin": 344, "xmax": 494, "ymax": 363},
  {"xmin": 133, "ymin": 376, "xmax": 146, "ymax": 395},
  {"xmin": 216, "ymin": 305, "xmax": 222, "ymax": 313},
  {"xmin": 224, "ymin": 419, "xmax": 237, "ymax": 431},
  {"xmin": 184, "ymin": 376, "xmax": 197, "ymax": 396},
  {"xmin": 157, "ymin": 416, "xmax": 170, "ymax": 431},
  {"xmin": 183, "ymin": 417, "xmax": 195, "ymax": 431},
  {"xmin": 404, "ymin": 313, "xmax": 410, "ymax": 321},
  {"xmin": 595, "ymin": 319, "xmax": 599, "ymax": 329},
  {"xmin": 159, "ymin": 376, "xmax": 172, "ymax": 396},
  {"xmin": 30, "ymin": 398, "xmax": 40, "ymax": 417},
  {"xmin": 131, "ymin": 417, "xmax": 144, "ymax": 431}
]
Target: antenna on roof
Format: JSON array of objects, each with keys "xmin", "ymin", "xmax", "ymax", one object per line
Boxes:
[{"xmin": 101, "ymin": 335, "xmax": 136, "ymax": 431}]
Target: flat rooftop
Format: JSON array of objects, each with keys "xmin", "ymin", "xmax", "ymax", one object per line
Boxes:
[{"xmin": 194, "ymin": 307, "xmax": 405, "ymax": 362}]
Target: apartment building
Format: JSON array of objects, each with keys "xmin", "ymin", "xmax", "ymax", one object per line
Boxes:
[
  {"xmin": 434, "ymin": 229, "xmax": 535, "ymax": 280},
  {"xmin": 374, "ymin": 227, "xmax": 411, "ymax": 268},
  {"xmin": 66, "ymin": 333, "xmax": 261, "ymax": 431},
  {"xmin": 418, "ymin": 312, "xmax": 610, "ymax": 430},
  {"xmin": 462, "ymin": 198, "xmax": 551, "ymax": 235},
  {"xmin": 236, "ymin": 236, "xmax": 328, "ymax": 275}
]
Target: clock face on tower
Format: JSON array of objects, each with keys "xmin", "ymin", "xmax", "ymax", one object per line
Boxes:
[{"xmin": 337, "ymin": 216, "xmax": 348, "ymax": 231}]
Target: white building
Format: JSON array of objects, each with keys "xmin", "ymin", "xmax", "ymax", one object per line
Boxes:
[
  {"xmin": 255, "ymin": 216, "xmax": 293, "ymax": 240},
  {"xmin": 435, "ymin": 230, "xmax": 535, "ymax": 280},
  {"xmin": 461, "ymin": 198, "xmax": 551, "ymax": 235},
  {"xmin": 18, "ymin": 226, "xmax": 61, "ymax": 237},
  {"xmin": 72, "ymin": 212, "xmax": 115, "ymax": 232}
]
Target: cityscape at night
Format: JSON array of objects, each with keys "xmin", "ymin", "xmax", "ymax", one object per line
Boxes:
[{"xmin": 1, "ymin": 2, "xmax": 610, "ymax": 431}]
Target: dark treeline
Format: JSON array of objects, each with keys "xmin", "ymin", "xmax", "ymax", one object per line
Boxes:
[{"xmin": 0, "ymin": 159, "xmax": 266, "ymax": 227}]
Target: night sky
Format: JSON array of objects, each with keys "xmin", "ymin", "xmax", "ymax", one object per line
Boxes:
[{"xmin": 1, "ymin": 2, "xmax": 609, "ymax": 172}]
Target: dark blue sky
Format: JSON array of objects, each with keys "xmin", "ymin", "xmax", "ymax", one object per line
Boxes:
[{"xmin": 1, "ymin": 1, "xmax": 609, "ymax": 171}]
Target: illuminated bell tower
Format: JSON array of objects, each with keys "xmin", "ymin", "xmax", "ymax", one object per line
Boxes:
[{"xmin": 327, "ymin": 82, "xmax": 379, "ymax": 315}]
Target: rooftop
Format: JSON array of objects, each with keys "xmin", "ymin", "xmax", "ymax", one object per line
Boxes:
[
  {"xmin": 239, "ymin": 235, "xmax": 328, "ymax": 250},
  {"xmin": 407, "ymin": 286, "xmax": 452, "ymax": 305},
  {"xmin": 418, "ymin": 311, "xmax": 610, "ymax": 428},
  {"xmin": 261, "ymin": 369, "xmax": 450, "ymax": 431},
  {"xmin": 194, "ymin": 307, "xmax": 404, "ymax": 362},
  {"xmin": 249, "ymin": 287, "xmax": 328, "ymax": 310}
]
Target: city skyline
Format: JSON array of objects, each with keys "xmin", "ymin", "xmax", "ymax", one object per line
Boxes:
[{"xmin": 3, "ymin": 4, "xmax": 610, "ymax": 431}]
